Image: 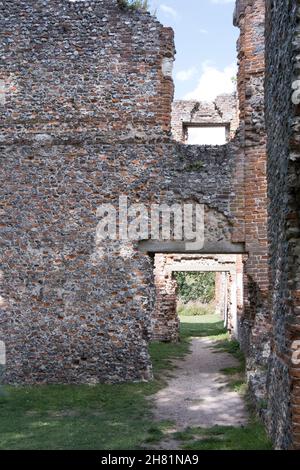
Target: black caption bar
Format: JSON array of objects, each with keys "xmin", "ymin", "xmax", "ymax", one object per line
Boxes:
[{"xmin": 0, "ymin": 449, "xmax": 299, "ymax": 467}]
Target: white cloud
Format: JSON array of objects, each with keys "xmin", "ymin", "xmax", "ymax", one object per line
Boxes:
[
  {"xmin": 210, "ymin": 0, "xmax": 235, "ymax": 3},
  {"xmin": 199, "ymin": 28, "xmax": 208, "ymax": 34},
  {"xmin": 183, "ymin": 62, "xmax": 237, "ymax": 102},
  {"xmin": 159, "ymin": 4, "xmax": 179, "ymax": 19},
  {"xmin": 176, "ymin": 67, "xmax": 197, "ymax": 82}
]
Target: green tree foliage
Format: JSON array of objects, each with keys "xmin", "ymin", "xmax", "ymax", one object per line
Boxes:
[
  {"xmin": 117, "ymin": 0, "xmax": 149, "ymax": 11},
  {"xmin": 174, "ymin": 272, "xmax": 215, "ymax": 304}
]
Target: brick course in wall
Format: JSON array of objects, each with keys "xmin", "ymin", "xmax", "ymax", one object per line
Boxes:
[
  {"xmin": 152, "ymin": 254, "xmax": 242, "ymax": 343},
  {"xmin": 0, "ymin": 0, "xmax": 243, "ymax": 385},
  {"xmin": 234, "ymin": 0, "xmax": 270, "ymax": 406},
  {"xmin": 171, "ymin": 94, "xmax": 238, "ymax": 143}
]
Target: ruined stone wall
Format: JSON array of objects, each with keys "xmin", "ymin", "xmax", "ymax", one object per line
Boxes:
[
  {"xmin": 234, "ymin": 0, "xmax": 270, "ymax": 404},
  {"xmin": 215, "ymin": 272, "xmax": 226, "ymax": 317},
  {"xmin": 171, "ymin": 94, "xmax": 238, "ymax": 143},
  {"xmin": 0, "ymin": 0, "xmax": 241, "ymax": 384},
  {"xmin": 236, "ymin": 254, "xmax": 244, "ymax": 332},
  {"xmin": 152, "ymin": 254, "xmax": 241, "ymax": 342},
  {"xmin": 152, "ymin": 254, "xmax": 179, "ymax": 343},
  {"xmin": 0, "ymin": 0, "xmax": 174, "ymax": 384},
  {"xmin": 265, "ymin": 0, "xmax": 300, "ymax": 450},
  {"xmin": 170, "ymin": 96, "xmax": 245, "ymax": 254},
  {"xmin": 234, "ymin": 0, "xmax": 300, "ymax": 449}
]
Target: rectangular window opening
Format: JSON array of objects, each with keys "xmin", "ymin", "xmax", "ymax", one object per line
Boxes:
[{"xmin": 184, "ymin": 125, "xmax": 228, "ymax": 145}]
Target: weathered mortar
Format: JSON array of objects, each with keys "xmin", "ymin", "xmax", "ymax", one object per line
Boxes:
[
  {"xmin": 171, "ymin": 94, "xmax": 238, "ymax": 143},
  {"xmin": 0, "ymin": 0, "xmax": 241, "ymax": 384},
  {"xmin": 265, "ymin": 0, "xmax": 300, "ymax": 450},
  {"xmin": 0, "ymin": 0, "xmax": 174, "ymax": 141},
  {"xmin": 234, "ymin": 0, "xmax": 270, "ymax": 407}
]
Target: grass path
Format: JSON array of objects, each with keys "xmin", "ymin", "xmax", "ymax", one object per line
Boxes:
[{"xmin": 0, "ymin": 314, "xmax": 271, "ymax": 450}]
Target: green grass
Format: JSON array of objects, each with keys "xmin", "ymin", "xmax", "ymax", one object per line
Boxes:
[
  {"xmin": 177, "ymin": 302, "xmax": 215, "ymax": 317},
  {"xmin": 0, "ymin": 318, "xmax": 200, "ymax": 450},
  {"xmin": 173, "ymin": 421, "xmax": 272, "ymax": 450},
  {"xmin": 149, "ymin": 337, "xmax": 190, "ymax": 376},
  {"xmin": 180, "ymin": 314, "xmax": 227, "ymax": 340},
  {"xmin": 0, "ymin": 314, "xmax": 271, "ymax": 450},
  {"xmin": 150, "ymin": 314, "xmax": 226, "ymax": 377},
  {"xmin": 213, "ymin": 337, "xmax": 247, "ymax": 393}
]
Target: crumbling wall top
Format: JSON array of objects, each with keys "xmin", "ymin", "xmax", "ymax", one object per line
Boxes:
[
  {"xmin": 233, "ymin": 0, "xmax": 254, "ymax": 26},
  {"xmin": 0, "ymin": 0, "xmax": 175, "ymax": 143},
  {"xmin": 171, "ymin": 94, "xmax": 238, "ymax": 142}
]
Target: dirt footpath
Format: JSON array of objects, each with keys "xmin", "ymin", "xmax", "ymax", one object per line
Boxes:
[{"xmin": 153, "ymin": 337, "xmax": 248, "ymax": 430}]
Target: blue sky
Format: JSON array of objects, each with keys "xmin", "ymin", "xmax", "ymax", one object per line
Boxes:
[{"xmin": 154, "ymin": 0, "xmax": 238, "ymax": 100}]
